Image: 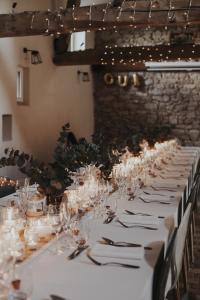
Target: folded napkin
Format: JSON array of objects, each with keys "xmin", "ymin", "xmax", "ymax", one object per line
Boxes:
[
  {"xmin": 91, "ymin": 243, "xmax": 144, "ymax": 260},
  {"xmin": 120, "ymin": 214, "xmax": 160, "ymax": 226}
]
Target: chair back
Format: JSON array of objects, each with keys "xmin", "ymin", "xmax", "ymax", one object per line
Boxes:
[
  {"xmin": 173, "ymin": 203, "xmax": 192, "ymax": 280},
  {"xmin": 153, "ymin": 228, "xmax": 177, "ymax": 300}
]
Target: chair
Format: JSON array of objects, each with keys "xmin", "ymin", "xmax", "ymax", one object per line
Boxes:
[
  {"xmin": 181, "ymin": 293, "xmax": 200, "ymax": 300},
  {"xmin": 166, "ymin": 203, "xmax": 192, "ymax": 300},
  {"xmin": 152, "ymin": 228, "xmax": 177, "ymax": 300},
  {"xmin": 187, "ymin": 173, "xmax": 200, "ymax": 265}
]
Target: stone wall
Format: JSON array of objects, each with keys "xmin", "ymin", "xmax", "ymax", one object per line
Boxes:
[
  {"xmin": 93, "ymin": 28, "xmax": 200, "ymax": 146},
  {"xmin": 93, "ymin": 70, "xmax": 200, "ymax": 145}
]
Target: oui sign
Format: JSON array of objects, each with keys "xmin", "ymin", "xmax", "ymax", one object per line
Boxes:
[{"xmin": 103, "ymin": 73, "xmax": 141, "ymax": 87}]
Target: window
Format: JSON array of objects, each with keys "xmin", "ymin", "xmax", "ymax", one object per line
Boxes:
[
  {"xmin": 69, "ymin": 31, "xmax": 86, "ymax": 51},
  {"xmin": 16, "ymin": 66, "xmax": 29, "ymax": 105}
]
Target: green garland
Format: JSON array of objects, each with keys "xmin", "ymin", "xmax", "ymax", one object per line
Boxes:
[{"xmin": 0, "ymin": 123, "xmax": 173, "ymax": 201}]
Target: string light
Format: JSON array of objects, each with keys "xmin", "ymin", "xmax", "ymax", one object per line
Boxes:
[
  {"xmin": 167, "ymin": 0, "xmax": 175, "ymax": 22},
  {"xmin": 27, "ymin": 2, "xmax": 199, "ymax": 39},
  {"xmin": 99, "ymin": 44, "xmax": 198, "ymax": 66},
  {"xmin": 30, "ymin": 12, "xmax": 36, "ymax": 30},
  {"xmin": 102, "ymin": 0, "xmax": 112, "ymax": 22},
  {"xmin": 129, "ymin": 0, "xmax": 137, "ymax": 24},
  {"xmin": 116, "ymin": 0, "xmax": 126, "ymax": 21},
  {"xmin": 72, "ymin": 4, "xmax": 76, "ymax": 32},
  {"xmin": 43, "ymin": 9, "xmax": 52, "ymax": 35},
  {"xmin": 184, "ymin": 0, "xmax": 192, "ymax": 30}
]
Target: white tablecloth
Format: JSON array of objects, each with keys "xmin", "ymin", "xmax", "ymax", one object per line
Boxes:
[{"xmin": 1, "ymin": 146, "xmax": 199, "ymax": 300}]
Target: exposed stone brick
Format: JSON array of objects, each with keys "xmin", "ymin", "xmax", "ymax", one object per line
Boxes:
[{"xmin": 93, "ymin": 28, "xmax": 200, "ymax": 145}]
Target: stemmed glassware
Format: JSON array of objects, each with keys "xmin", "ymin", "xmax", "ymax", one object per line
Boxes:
[
  {"xmin": 8, "ymin": 265, "xmax": 33, "ymax": 300},
  {"xmin": 47, "ymin": 204, "xmax": 65, "ymax": 255}
]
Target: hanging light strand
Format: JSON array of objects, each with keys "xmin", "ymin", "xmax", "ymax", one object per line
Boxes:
[
  {"xmin": 130, "ymin": 0, "xmax": 137, "ymax": 21},
  {"xmin": 148, "ymin": 0, "xmax": 153, "ymax": 20},
  {"xmin": 89, "ymin": 5, "xmax": 92, "ymax": 27},
  {"xmin": 30, "ymin": 12, "xmax": 36, "ymax": 30},
  {"xmin": 116, "ymin": 0, "xmax": 126, "ymax": 21},
  {"xmin": 102, "ymin": 0, "xmax": 112, "ymax": 22},
  {"xmin": 167, "ymin": 0, "xmax": 175, "ymax": 22},
  {"xmin": 44, "ymin": 10, "xmax": 51, "ymax": 35},
  {"xmin": 146, "ymin": 0, "xmax": 153, "ymax": 30},
  {"xmin": 186, "ymin": 0, "xmax": 193, "ymax": 24}
]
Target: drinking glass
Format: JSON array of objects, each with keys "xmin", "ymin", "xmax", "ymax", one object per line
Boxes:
[
  {"xmin": 47, "ymin": 205, "xmax": 64, "ymax": 255},
  {"xmin": 71, "ymin": 219, "xmax": 89, "ymax": 248},
  {"xmin": 9, "ymin": 266, "xmax": 33, "ymax": 300}
]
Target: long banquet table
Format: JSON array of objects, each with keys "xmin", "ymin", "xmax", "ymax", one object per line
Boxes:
[{"xmin": 1, "ymin": 146, "xmax": 200, "ymax": 300}]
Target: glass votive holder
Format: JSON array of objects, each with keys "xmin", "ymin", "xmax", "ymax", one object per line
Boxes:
[{"xmin": 24, "ymin": 227, "xmax": 39, "ymax": 250}]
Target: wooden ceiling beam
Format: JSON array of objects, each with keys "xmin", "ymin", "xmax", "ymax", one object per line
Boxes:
[
  {"xmin": 0, "ymin": 1, "xmax": 199, "ymax": 37},
  {"xmin": 53, "ymin": 44, "xmax": 200, "ymax": 66}
]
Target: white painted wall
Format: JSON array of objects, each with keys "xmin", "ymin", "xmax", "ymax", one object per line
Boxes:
[{"xmin": 0, "ymin": 0, "xmax": 94, "ymax": 177}]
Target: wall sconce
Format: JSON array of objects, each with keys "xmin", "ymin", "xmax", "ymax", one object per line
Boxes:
[
  {"xmin": 23, "ymin": 48, "xmax": 42, "ymax": 65},
  {"xmin": 77, "ymin": 70, "xmax": 90, "ymax": 82}
]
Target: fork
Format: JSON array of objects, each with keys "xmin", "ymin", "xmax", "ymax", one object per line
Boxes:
[
  {"xmin": 86, "ymin": 249, "xmax": 140, "ymax": 269},
  {"xmin": 159, "ymin": 175, "xmax": 184, "ymax": 180},
  {"xmin": 124, "ymin": 209, "xmax": 165, "ymax": 219},
  {"xmin": 116, "ymin": 219, "xmax": 158, "ymax": 230},
  {"xmin": 67, "ymin": 245, "xmax": 88, "ymax": 260},
  {"xmin": 101, "ymin": 237, "xmax": 152, "ymax": 250},
  {"xmin": 143, "ymin": 190, "xmax": 175, "ymax": 198},
  {"xmin": 151, "ymin": 185, "xmax": 180, "ymax": 192},
  {"xmin": 139, "ymin": 197, "xmax": 171, "ymax": 205}
]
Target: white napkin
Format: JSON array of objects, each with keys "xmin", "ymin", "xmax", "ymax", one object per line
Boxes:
[
  {"xmin": 91, "ymin": 243, "xmax": 144, "ymax": 260},
  {"xmin": 120, "ymin": 214, "xmax": 160, "ymax": 226}
]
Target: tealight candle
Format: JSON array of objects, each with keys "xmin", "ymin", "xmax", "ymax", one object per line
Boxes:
[{"xmin": 24, "ymin": 228, "xmax": 38, "ymax": 249}]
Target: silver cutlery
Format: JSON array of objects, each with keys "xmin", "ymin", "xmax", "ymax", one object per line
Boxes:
[
  {"xmin": 116, "ymin": 219, "xmax": 158, "ymax": 230},
  {"xmin": 143, "ymin": 190, "xmax": 175, "ymax": 198},
  {"xmin": 124, "ymin": 209, "xmax": 165, "ymax": 219},
  {"xmin": 151, "ymin": 185, "xmax": 179, "ymax": 192},
  {"xmin": 139, "ymin": 197, "xmax": 171, "ymax": 205},
  {"xmin": 50, "ymin": 295, "xmax": 67, "ymax": 300},
  {"xmin": 104, "ymin": 214, "xmax": 115, "ymax": 224},
  {"xmin": 86, "ymin": 249, "xmax": 140, "ymax": 269},
  {"xmin": 101, "ymin": 237, "xmax": 152, "ymax": 250},
  {"xmin": 159, "ymin": 175, "xmax": 184, "ymax": 180},
  {"xmin": 67, "ymin": 245, "xmax": 89, "ymax": 260}
]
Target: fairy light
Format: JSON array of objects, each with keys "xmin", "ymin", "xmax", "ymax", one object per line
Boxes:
[
  {"xmin": 184, "ymin": 0, "xmax": 192, "ymax": 30},
  {"xmin": 30, "ymin": 12, "xmax": 36, "ymax": 30},
  {"xmin": 148, "ymin": 0, "xmax": 153, "ymax": 20},
  {"xmin": 102, "ymin": 0, "xmax": 112, "ymax": 22},
  {"xmin": 45, "ymin": 17, "xmax": 50, "ymax": 34},
  {"xmin": 116, "ymin": 0, "xmax": 126, "ymax": 21},
  {"xmin": 59, "ymin": 7, "xmax": 64, "ymax": 30},
  {"xmin": 100, "ymin": 41, "xmax": 198, "ymax": 66},
  {"xmin": 72, "ymin": 4, "xmax": 76, "ymax": 32},
  {"xmin": 44, "ymin": 9, "xmax": 52, "ymax": 35},
  {"xmin": 167, "ymin": 0, "xmax": 175, "ymax": 22},
  {"xmin": 129, "ymin": 0, "xmax": 137, "ymax": 23},
  {"xmin": 88, "ymin": 5, "xmax": 92, "ymax": 29}
]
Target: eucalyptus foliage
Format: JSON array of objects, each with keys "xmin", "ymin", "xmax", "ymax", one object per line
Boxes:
[{"xmin": 0, "ymin": 122, "xmax": 173, "ymax": 200}]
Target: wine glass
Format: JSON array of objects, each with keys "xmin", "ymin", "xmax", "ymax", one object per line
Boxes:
[
  {"xmin": 48, "ymin": 205, "xmax": 64, "ymax": 255},
  {"xmin": 9, "ymin": 265, "xmax": 33, "ymax": 300},
  {"xmin": 70, "ymin": 219, "xmax": 89, "ymax": 248}
]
